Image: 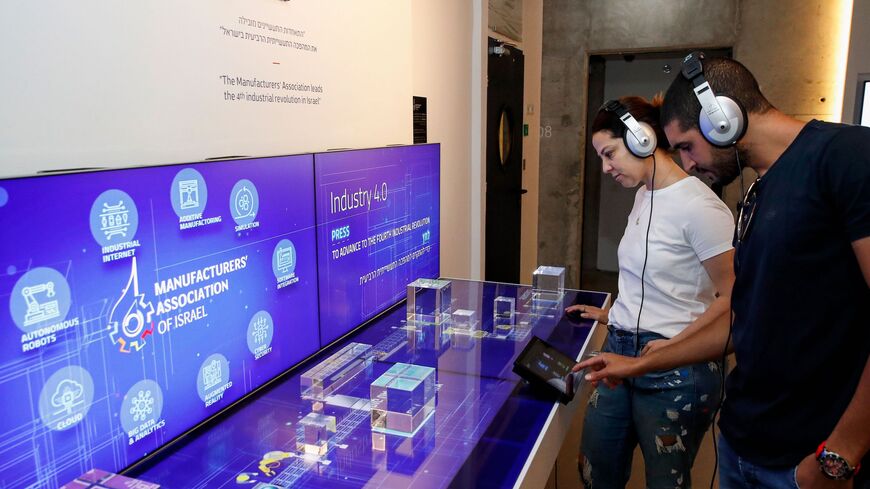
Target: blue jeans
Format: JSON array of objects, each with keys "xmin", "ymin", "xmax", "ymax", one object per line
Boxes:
[
  {"xmin": 718, "ymin": 434, "xmax": 798, "ymax": 489},
  {"xmin": 580, "ymin": 328, "xmax": 723, "ymax": 489}
]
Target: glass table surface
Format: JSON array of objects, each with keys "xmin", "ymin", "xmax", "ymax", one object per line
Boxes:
[{"xmin": 128, "ymin": 279, "xmax": 609, "ymax": 488}]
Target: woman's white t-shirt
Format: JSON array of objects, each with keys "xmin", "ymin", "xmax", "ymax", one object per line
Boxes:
[{"xmin": 608, "ymin": 176, "xmax": 735, "ymax": 339}]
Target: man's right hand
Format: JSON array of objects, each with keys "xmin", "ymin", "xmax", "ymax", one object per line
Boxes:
[{"xmin": 572, "ymin": 353, "xmax": 642, "ymax": 388}]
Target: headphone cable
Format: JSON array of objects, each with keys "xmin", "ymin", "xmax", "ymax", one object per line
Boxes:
[
  {"xmin": 709, "ymin": 147, "xmax": 742, "ymax": 489},
  {"xmin": 635, "ymin": 153, "xmax": 656, "ymax": 354}
]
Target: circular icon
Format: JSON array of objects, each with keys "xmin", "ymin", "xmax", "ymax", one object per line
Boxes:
[
  {"xmin": 230, "ymin": 179, "xmax": 259, "ymax": 225},
  {"xmin": 10, "ymin": 267, "xmax": 72, "ymax": 332},
  {"xmin": 38, "ymin": 366, "xmax": 94, "ymax": 431},
  {"xmin": 89, "ymin": 189, "xmax": 139, "ymax": 247},
  {"xmin": 0, "ymin": 186, "xmax": 8, "ymax": 207},
  {"xmin": 271, "ymin": 240, "xmax": 297, "ymax": 279},
  {"xmin": 120, "ymin": 379, "xmax": 164, "ymax": 434},
  {"xmin": 196, "ymin": 353, "xmax": 230, "ymax": 402},
  {"xmin": 170, "ymin": 168, "xmax": 208, "ymax": 218},
  {"xmin": 246, "ymin": 310, "xmax": 274, "ymax": 356}
]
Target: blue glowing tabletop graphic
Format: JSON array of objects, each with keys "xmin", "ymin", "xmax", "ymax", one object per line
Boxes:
[{"xmin": 129, "ymin": 279, "xmax": 609, "ymax": 488}]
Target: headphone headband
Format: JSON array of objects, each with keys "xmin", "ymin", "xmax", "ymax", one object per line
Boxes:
[
  {"xmin": 681, "ymin": 52, "xmax": 705, "ymax": 84},
  {"xmin": 602, "ymin": 99, "xmax": 627, "ymax": 116}
]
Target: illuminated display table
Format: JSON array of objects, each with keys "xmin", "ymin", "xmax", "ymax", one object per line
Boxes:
[{"xmin": 128, "ymin": 279, "xmax": 609, "ymax": 488}]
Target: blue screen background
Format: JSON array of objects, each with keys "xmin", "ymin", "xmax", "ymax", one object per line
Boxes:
[
  {"xmin": 0, "ymin": 155, "xmax": 320, "ymax": 488},
  {"xmin": 0, "ymin": 145, "xmax": 441, "ymax": 488},
  {"xmin": 314, "ymin": 145, "xmax": 441, "ymax": 346}
]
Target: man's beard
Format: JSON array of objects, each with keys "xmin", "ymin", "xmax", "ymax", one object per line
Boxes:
[{"xmin": 708, "ymin": 146, "xmax": 750, "ymax": 186}]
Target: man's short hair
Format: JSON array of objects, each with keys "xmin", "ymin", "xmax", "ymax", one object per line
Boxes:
[{"xmin": 661, "ymin": 57, "xmax": 774, "ymax": 132}]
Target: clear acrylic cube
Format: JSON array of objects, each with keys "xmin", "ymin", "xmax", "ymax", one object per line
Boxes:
[
  {"xmin": 297, "ymin": 412, "xmax": 336, "ymax": 456},
  {"xmin": 370, "ymin": 363, "xmax": 436, "ymax": 436},
  {"xmin": 532, "ymin": 265, "xmax": 566, "ymax": 309},
  {"xmin": 493, "ymin": 296, "xmax": 516, "ymax": 334},
  {"xmin": 450, "ymin": 308, "xmax": 478, "ymax": 332},
  {"xmin": 407, "ymin": 278, "xmax": 452, "ymax": 324},
  {"xmin": 408, "ymin": 322, "xmax": 449, "ymax": 352},
  {"xmin": 300, "ymin": 342, "xmax": 373, "ymax": 400},
  {"xmin": 533, "ymin": 265, "xmax": 565, "ymax": 294}
]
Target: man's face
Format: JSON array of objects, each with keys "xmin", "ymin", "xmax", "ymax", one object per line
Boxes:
[{"xmin": 664, "ymin": 120, "xmax": 742, "ymax": 186}]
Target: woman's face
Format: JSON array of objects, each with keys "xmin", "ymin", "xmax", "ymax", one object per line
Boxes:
[{"xmin": 591, "ymin": 130, "xmax": 646, "ymax": 188}]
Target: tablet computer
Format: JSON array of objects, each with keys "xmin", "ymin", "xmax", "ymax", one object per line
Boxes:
[{"xmin": 512, "ymin": 335, "xmax": 582, "ymax": 404}]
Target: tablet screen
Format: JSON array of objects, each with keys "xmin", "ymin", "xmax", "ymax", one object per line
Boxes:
[{"xmin": 516, "ymin": 336, "xmax": 577, "ymax": 395}]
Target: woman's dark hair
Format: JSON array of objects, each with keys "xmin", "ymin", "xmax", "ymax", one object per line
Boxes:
[{"xmin": 590, "ymin": 95, "xmax": 669, "ymax": 151}]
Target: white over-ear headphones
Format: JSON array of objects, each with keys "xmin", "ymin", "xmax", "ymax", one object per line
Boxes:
[
  {"xmin": 602, "ymin": 99, "xmax": 657, "ymax": 158},
  {"xmin": 680, "ymin": 51, "xmax": 747, "ymax": 147}
]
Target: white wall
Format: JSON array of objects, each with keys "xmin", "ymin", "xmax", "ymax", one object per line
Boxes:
[
  {"xmin": 520, "ymin": 0, "xmax": 543, "ymax": 285},
  {"xmin": 0, "ymin": 1, "xmax": 488, "ymax": 279},
  {"xmin": 0, "ymin": 0, "xmax": 411, "ymax": 176},
  {"xmin": 473, "ymin": 0, "xmax": 488, "ymax": 280},
  {"xmin": 411, "ymin": 1, "xmax": 480, "ymax": 280}
]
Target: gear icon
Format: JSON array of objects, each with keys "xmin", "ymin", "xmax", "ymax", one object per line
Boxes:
[
  {"xmin": 238, "ymin": 193, "xmax": 250, "ymax": 211},
  {"xmin": 234, "ymin": 186, "xmax": 255, "ymax": 219},
  {"xmin": 107, "ymin": 258, "xmax": 155, "ymax": 353},
  {"xmin": 129, "ymin": 390, "xmax": 154, "ymax": 422}
]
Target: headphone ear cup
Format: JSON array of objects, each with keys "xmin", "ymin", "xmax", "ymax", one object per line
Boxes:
[
  {"xmin": 624, "ymin": 122, "xmax": 657, "ymax": 158},
  {"xmin": 699, "ymin": 96, "xmax": 747, "ymax": 147}
]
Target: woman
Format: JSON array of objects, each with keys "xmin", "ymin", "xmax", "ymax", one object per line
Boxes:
[{"xmin": 566, "ymin": 95, "xmax": 735, "ymax": 489}]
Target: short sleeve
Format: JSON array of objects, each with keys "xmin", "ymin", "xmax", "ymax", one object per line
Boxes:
[
  {"xmin": 683, "ymin": 191, "xmax": 736, "ymax": 262},
  {"xmin": 820, "ymin": 126, "xmax": 870, "ymax": 242}
]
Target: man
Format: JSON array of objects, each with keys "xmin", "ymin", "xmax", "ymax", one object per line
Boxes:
[{"xmin": 575, "ymin": 55, "xmax": 870, "ymax": 489}]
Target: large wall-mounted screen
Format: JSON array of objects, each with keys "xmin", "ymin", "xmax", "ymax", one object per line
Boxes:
[
  {"xmin": 314, "ymin": 144, "xmax": 440, "ymax": 346},
  {"xmin": 0, "ymin": 155, "xmax": 319, "ymax": 488}
]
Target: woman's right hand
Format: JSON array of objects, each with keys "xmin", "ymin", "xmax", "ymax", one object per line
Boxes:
[{"xmin": 565, "ymin": 304, "xmax": 609, "ymax": 325}]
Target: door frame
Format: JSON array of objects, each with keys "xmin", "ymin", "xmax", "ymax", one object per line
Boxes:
[{"xmin": 579, "ymin": 48, "xmax": 733, "ymax": 291}]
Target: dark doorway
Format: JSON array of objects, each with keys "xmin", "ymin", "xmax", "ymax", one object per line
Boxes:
[
  {"xmin": 580, "ymin": 49, "xmax": 732, "ymax": 294},
  {"xmin": 485, "ymin": 37, "xmax": 525, "ymax": 284}
]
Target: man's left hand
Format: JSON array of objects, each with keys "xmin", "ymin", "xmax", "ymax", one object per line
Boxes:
[{"xmin": 796, "ymin": 452, "xmax": 854, "ymax": 489}]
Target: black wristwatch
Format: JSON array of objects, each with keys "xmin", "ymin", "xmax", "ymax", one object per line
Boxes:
[{"xmin": 816, "ymin": 441, "xmax": 861, "ymax": 480}]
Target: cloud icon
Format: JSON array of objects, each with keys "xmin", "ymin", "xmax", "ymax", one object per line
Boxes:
[{"xmin": 51, "ymin": 379, "xmax": 84, "ymax": 415}]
